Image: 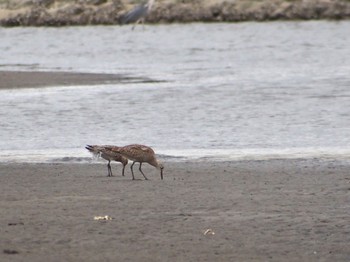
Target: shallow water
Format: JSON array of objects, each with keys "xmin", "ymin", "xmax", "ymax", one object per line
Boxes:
[{"xmin": 1, "ymin": 22, "xmax": 350, "ymax": 162}]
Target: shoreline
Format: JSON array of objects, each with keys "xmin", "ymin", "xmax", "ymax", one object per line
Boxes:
[
  {"xmin": 1, "ymin": 146, "xmax": 350, "ymax": 164},
  {"xmin": 1, "ymin": 0, "xmax": 350, "ymax": 27},
  {"xmin": 1, "ymin": 148, "xmax": 350, "ymax": 164},
  {"xmin": 1, "ymin": 159, "xmax": 349, "ymax": 261}
]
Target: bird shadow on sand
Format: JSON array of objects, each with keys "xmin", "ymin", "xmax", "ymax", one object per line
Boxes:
[{"xmin": 85, "ymin": 175, "xmax": 149, "ymax": 182}]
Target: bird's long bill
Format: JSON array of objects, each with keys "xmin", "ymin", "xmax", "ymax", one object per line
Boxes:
[{"xmin": 160, "ymin": 169, "xmax": 163, "ymax": 180}]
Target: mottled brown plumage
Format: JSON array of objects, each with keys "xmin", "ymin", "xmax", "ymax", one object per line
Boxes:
[
  {"xmin": 85, "ymin": 145, "xmax": 128, "ymax": 177},
  {"xmin": 109, "ymin": 144, "xmax": 164, "ymax": 180}
]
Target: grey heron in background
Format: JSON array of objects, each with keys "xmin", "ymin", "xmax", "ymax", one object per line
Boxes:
[{"xmin": 121, "ymin": 0, "xmax": 155, "ymax": 29}]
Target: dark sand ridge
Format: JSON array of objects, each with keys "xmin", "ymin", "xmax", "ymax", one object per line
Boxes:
[
  {"xmin": 0, "ymin": 159, "xmax": 349, "ymax": 261},
  {"xmin": 0, "ymin": 0, "xmax": 350, "ymax": 26},
  {"xmin": 0, "ymin": 71, "xmax": 160, "ymax": 89}
]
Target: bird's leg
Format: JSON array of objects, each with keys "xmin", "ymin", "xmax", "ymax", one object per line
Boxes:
[
  {"xmin": 130, "ymin": 162, "xmax": 136, "ymax": 180},
  {"xmin": 141, "ymin": 18, "xmax": 145, "ymax": 30},
  {"xmin": 132, "ymin": 22, "xmax": 137, "ymax": 30},
  {"xmin": 122, "ymin": 164, "xmax": 125, "ymax": 177},
  {"xmin": 107, "ymin": 161, "xmax": 112, "ymax": 177},
  {"xmin": 139, "ymin": 162, "xmax": 148, "ymax": 180},
  {"xmin": 107, "ymin": 161, "xmax": 110, "ymax": 177},
  {"xmin": 132, "ymin": 18, "xmax": 142, "ymax": 30}
]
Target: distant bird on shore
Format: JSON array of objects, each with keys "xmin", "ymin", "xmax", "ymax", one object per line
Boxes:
[
  {"xmin": 120, "ymin": 0, "xmax": 155, "ymax": 29},
  {"xmin": 85, "ymin": 145, "xmax": 128, "ymax": 177},
  {"xmin": 109, "ymin": 144, "xmax": 164, "ymax": 180}
]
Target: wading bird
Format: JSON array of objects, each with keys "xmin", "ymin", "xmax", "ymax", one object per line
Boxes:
[
  {"xmin": 85, "ymin": 145, "xmax": 128, "ymax": 177},
  {"xmin": 109, "ymin": 144, "xmax": 164, "ymax": 180},
  {"xmin": 120, "ymin": 0, "xmax": 155, "ymax": 29}
]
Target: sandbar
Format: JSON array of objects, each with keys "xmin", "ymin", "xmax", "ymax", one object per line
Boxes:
[{"xmin": 0, "ymin": 159, "xmax": 349, "ymax": 261}]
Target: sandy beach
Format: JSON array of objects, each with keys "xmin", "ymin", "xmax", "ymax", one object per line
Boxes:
[{"xmin": 0, "ymin": 159, "xmax": 349, "ymax": 261}]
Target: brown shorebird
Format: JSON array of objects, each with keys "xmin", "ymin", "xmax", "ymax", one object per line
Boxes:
[
  {"xmin": 85, "ymin": 145, "xmax": 128, "ymax": 177},
  {"xmin": 109, "ymin": 144, "xmax": 164, "ymax": 180}
]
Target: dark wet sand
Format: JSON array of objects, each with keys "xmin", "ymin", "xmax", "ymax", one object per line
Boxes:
[
  {"xmin": 0, "ymin": 159, "xmax": 349, "ymax": 261},
  {"xmin": 0, "ymin": 71, "xmax": 156, "ymax": 89}
]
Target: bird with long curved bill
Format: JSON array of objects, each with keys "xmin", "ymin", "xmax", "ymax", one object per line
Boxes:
[{"xmin": 108, "ymin": 144, "xmax": 164, "ymax": 180}]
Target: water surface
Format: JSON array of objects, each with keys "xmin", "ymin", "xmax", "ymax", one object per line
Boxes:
[{"xmin": 1, "ymin": 22, "xmax": 350, "ymax": 162}]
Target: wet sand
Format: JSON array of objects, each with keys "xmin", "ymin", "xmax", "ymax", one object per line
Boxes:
[
  {"xmin": 0, "ymin": 71, "xmax": 158, "ymax": 89},
  {"xmin": 1, "ymin": 159, "xmax": 350, "ymax": 261}
]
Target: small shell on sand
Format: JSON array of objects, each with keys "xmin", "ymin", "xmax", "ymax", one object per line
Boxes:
[
  {"xmin": 94, "ymin": 215, "xmax": 112, "ymax": 221},
  {"xmin": 203, "ymin": 229, "xmax": 215, "ymax": 235}
]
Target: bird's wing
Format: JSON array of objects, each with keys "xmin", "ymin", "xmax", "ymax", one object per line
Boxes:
[
  {"xmin": 104, "ymin": 148, "xmax": 123, "ymax": 157},
  {"xmin": 128, "ymin": 144, "xmax": 155, "ymax": 154},
  {"xmin": 121, "ymin": 5, "xmax": 147, "ymax": 24}
]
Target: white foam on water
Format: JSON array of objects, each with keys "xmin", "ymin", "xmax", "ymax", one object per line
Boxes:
[
  {"xmin": 0, "ymin": 147, "xmax": 349, "ymax": 163},
  {"xmin": 160, "ymin": 148, "xmax": 350, "ymax": 161}
]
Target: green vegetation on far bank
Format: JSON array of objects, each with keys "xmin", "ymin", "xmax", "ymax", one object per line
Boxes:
[{"xmin": 0, "ymin": 0, "xmax": 350, "ymax": 26}]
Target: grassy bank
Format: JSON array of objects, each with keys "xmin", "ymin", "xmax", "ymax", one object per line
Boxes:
[{"xmin": 0, "ymin": 0, "xmax": 350, "ymax": 26}]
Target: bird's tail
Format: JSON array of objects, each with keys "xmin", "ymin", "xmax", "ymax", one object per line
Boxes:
[{"xmin": 85, "ymin": 145, "xmax": 103, "ymax": 159}]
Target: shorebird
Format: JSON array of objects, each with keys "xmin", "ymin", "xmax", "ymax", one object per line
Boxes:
[
  {"xmin": 109, "ymin": 144, "xmax": 164, "ymax": 180},
  {"xmin": 85, "ymin": 145, "xmax": 128, "ymax": 177},
  {"xmin": 120, "ymin": 0, "xmax": 155, "ymax": 30}
]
